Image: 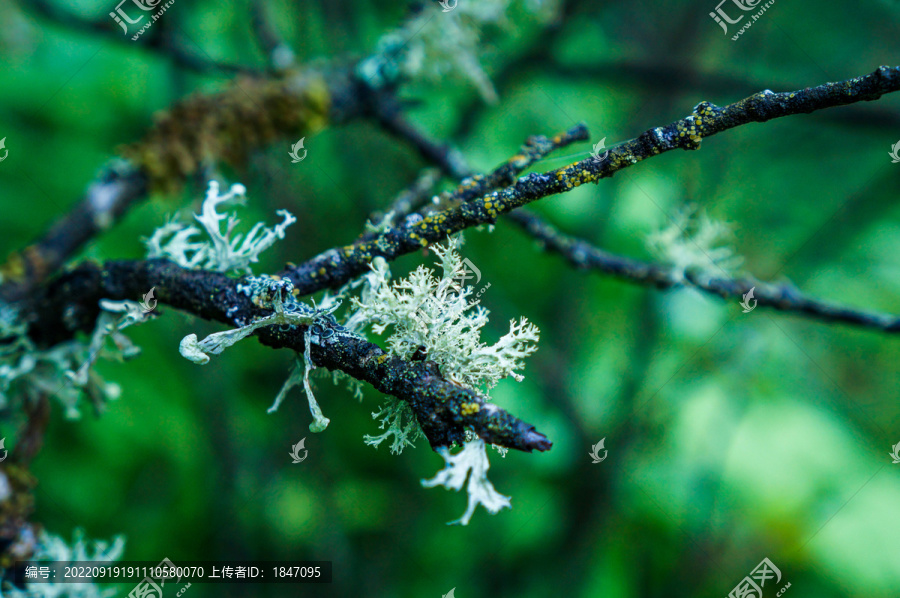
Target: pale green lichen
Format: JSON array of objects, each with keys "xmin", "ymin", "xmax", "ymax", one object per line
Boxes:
[
  {"xmin": 364, "ymin": 396, "xmax": 423, "ymax": 454},
  {"xmin": 646, "ymin": 204, "xmax": 743, "ymax": 282},
  {"xmin": 145, "ymin": 181, "xmax": 295, "ymax": 275},
  {"xmin": 358, "ymin": 0, "xmax": 560, "ymax": 103},
  {"xmin": 345, "ymin": 238, "xmax": 539, "ymax": 523},
  {"xmin": 421, "ymin": 437, "xmax": 511, "ymax": 525},
  {"xmin": 268, "ymin": 356, "xmax": 330, "ymax": 433},
  {"xmin": 350, "ymin": 238, "xmax": 540, "ymax": 393},
  {"xmin": 179, "ymin": 275, "xmax": 339, "ymax": 433},
  {"xmin": 0, "ymin": 300, "xmax": 151, "ymax": 419}
]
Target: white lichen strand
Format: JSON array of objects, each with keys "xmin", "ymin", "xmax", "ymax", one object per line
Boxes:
[
  {"xmin": 268, "ymin": 353, "xmax": 330, "ymax": 433},
  {"xmin": 350, "ymin": 239, "xmax": 540, "ymax": 393},
  {"xmin": 145, "ymin": 181, "xmax": 296, "ymax": 275},
  {"xmin": 421, "ymin": 438, "xmax": 511, "ymax": 525}
]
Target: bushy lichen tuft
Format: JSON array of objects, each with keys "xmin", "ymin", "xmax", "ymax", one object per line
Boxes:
[
  {"xmin": 358, "ymin": 0, "xmax": 560, "ymax": 103},
  {"xmin": 350, "ymin": 238, "xmax": 540, "ymax": 394},
  {"xmin": 364, "ymin": 396, "xmax": 423, "ymax": 454},
  {"xmin": 646, "ymin": 204, "xmax": 743, "ymax": 282},
  {"xmin": 345, "ymin": 238, "xmax": 539, "ymax": 523}
]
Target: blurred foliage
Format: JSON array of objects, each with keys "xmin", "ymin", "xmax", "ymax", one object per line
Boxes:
[{"xmin": 1, "ymin": 0, "xmax": 900, "ymax": 597}]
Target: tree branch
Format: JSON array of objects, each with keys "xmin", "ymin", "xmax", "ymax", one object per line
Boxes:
[
  {"xmin": 27, "ymin": 259, "xmax": 551, "ymax": 453},
  {"xmin": 0, "ymin": 64, "xmax": 367, "ymax": 302},
  {"xmin": 280, "ymin": 65, "xmax": 900, "ymax": 299}
]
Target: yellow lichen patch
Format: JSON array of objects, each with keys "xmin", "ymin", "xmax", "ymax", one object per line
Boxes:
[
  {"xmin": 460, "ymin": 402, "xmax": 481, "ymax": 416},
  {"xmin": 0, "ymin": 251, "xmax": 26, "ymax": 283}
]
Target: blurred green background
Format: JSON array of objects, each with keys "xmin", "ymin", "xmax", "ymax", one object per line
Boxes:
[{"xmin": 2, "ymin": 0, "xmax": 900, "ymax": 596}]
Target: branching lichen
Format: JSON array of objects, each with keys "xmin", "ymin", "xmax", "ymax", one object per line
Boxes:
[
  {"xmin": 350, "ymin": 239, "xmax": 540, "ymax": 393},
  {"xmin": 358, "ymin": 0, "xmax": 560, "ymax": 103},
  {"xmin": 646, "ymin": 204, "xmax": 743, "ymax": 283},
  {"xmin": 0, "ymin": 300, "xmax": 152, "ymax": 418},
  {"xmin": 145, "ymin": 181, "xmax": 296, "ymax": 275},
  {"xmin": 364, "ymin": 396, "xmax": 423, "ymax": 454},
  {"xmin": 345, "ymin": 238, "xmax": 539, "ymax": 522},
  {"xmin": 421, "ymin": 437, "xmax": 511, "ymax": 525}
]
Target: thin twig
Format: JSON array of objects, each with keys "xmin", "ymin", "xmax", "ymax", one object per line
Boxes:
[
  {"xmin": 359, "ymin": 168, "xmax": 442, "ymax": 240},
  {"xmin": 355, "ymin": 123, "xmax": 588, "ymax": 244},
  {"xmin": 506, "ymin": 209, "xmax": 900, "ymax": 333},
  {"xmin": 366, "ymin": 88, "xmax": 471, "ymax": 180},
  {"xmin": 250, "ymin": 0, "xmax": 295, "ymax": 72}
]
